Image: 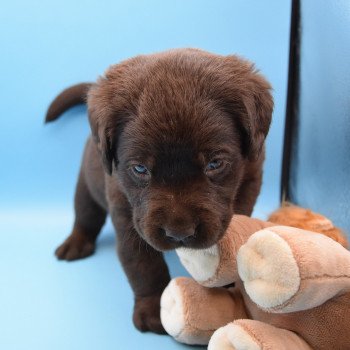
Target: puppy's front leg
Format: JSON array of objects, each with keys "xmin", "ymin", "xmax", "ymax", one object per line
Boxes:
[{"xmin": 110, "ymin": 206, "xmax": 170, "ymax": 334}]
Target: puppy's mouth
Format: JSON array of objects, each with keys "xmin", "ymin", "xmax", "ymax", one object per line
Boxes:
[
  {"xmin": 135, "ymin": 215, "xmax": 228, "ymax": 251},
  {"xmin": 164, "ymin": 233, "xmax": 197, "ymax": 248},
  {"xmin": 143, "ymin": 227, "xmax": 224, "ymax": 252},
  {"xmin": 140, "ymin": 231, "xmax": 187, "ymax": 251}
]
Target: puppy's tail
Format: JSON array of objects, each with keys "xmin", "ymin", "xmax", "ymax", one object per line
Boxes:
[{"xmin": 45, "ymin": 83, "xmax": 93, "ymax": 123}]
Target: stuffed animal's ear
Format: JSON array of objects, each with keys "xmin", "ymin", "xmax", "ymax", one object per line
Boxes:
[{"xmin": 221, "ymin": 56, "xmax": 274, "ymax": 161}]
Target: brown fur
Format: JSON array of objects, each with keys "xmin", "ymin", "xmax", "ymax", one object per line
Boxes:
[{"xmin": 46, "ymin": 48, "xmax": 273, "ymax": 334}]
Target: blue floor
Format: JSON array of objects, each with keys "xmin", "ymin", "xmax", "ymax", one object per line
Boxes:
[
  {"xmin": 0, "ymin": 199, "xmax": 279, "ymax": 350},
  {"xmin": 0, "ymin": 210, "xmax": 191, "ymax": 350},
  {"xmin": 0, "ymin": 1, "xmax": 291, "ymax": 349}
]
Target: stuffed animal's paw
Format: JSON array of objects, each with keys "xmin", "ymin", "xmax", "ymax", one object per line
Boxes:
[
  {"xmin": 208, "ymin": 323, "xmax": 261, "ymax": 350},
  {"xmin": 237, "ymin": 228, "xmax": 300, "ymax": 310},
  {"xmin": 133, "ymin": 294, "xmax": 166, "ymax": 334},
  {"xmin": 160, "ymin": 277, "xmax": 215, "ymax": 345},
  {"xmin": 176, "ymin": 245, "xmax": 221, "ymax": 286},
  {"xmin": 160, "ymin": 279, "xmax": 187, "ymax": 340},
  {"xmin": 209, "ymin": 320, "xmax": 312, "ymax": 350}
]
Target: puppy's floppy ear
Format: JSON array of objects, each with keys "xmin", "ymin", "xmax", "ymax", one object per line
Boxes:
[
  {"xmin": 87, "ymin": 98, "xmax": 114, "ymax": 175},
  {"xmin": 86, "ymin": 57, "xmax": 147, "ymax": 175},
  {"xmin": 222, "ymin": 56, "xmax": 274, "ymax": 161},
  {"xmin": 240, "ymin": 72, "xmax": 273, "ymax": 160},
  {"xmin": 87, "ymin": 79, "xmax": 132, "ymax": 175}
]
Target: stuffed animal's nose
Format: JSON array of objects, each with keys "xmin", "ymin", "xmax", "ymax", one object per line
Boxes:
[{"xmin": 164, "ymin": 226, "xmax": 196, "ymax": 241}]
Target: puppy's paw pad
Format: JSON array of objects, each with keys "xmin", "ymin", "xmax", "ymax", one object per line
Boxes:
[
  {"xmin": 237, "ymin": 229, "xmax": 300, "ymax": 309},
  {"xmin": 209, "ymin": 323, "xmax": 261, "ymax": 350},
  {"xmin": 55, "ymin": 236, "xmax": 95, "ymax": 261},
  {"xmin": 133, "ymin": 295, "xmax": 166, "ymax": 334}
]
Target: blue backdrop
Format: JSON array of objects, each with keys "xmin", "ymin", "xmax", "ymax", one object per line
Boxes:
[
  {"xmin": 0, "ymin": 1, "xmax": 291, "ymax": 349},
  {"xmin": 289, "ymin": 0, "xmax": 350, "ymax": 238}
]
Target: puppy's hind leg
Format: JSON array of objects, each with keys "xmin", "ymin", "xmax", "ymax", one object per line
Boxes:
[{"xmin": 55, "ymin": 169, "xmax": 107, "ymax": 261}]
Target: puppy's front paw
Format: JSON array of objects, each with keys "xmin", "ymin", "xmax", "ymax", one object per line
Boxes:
[
  {"xmin": 55, "ymin": 234, "xmax": 95, "ymax": 261},
  {"xmin": 133, "ymin": 295, "xmax": 166, "ymax": 334}
]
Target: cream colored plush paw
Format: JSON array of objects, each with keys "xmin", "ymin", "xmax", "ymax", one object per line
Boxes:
[
  {"xmin": 176, "ymin": 245, "xmax": 220, "ymax": 285},
  {"xmin": 237, "ymin": 229, "xmax": 300, "ymax": 309},
  {"xmin": 160, "ymin": 279, "xmax": 186, "ymax": 341},
  {"xmin": 208, "ymin": 323, "xmax": 261, "ymax": 350}
]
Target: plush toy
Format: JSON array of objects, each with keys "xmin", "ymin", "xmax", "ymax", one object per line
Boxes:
[
  {"xmin": 160, "ymin": 208, "xmax": 350, "ymax": 349},
  {"xmin": 268, "ymin": 204, "xmax": 348, "ymax": 248}
]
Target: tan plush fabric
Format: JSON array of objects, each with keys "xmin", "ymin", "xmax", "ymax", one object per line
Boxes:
[
  {"xmin": 231, "ymin": 319, "xmax": 312, "ymax": 350},
  {"xmin": 244, "ymin": 289, "xmax": 350, "ymax": 350},
  {"xmin": 162, "ymin": 211, "xmax": 350, "ymax": 349},
  {"xmin": 239, "ymin": 221, "xmax": 350, "ymax": 349},
  {"xmin": 209, "ymin": 321, "xmax": 262, "ymax": 350},
  {"xmin": 201, "ymin": 215, "xmax": 274, "ymax": 287},
  {"xmin": 268, "ymin": 204, "xmax": 348, "ymax": 248},
  {"xmin": 266, "ymin": 226, "xmax": 350, "ymax": 312},
  {"xmin": 163, "ymin": 277, "xmax": 247, "ymax": 345},
  {"xmin": 237, "ymin": 228, "xmax": 301, "ymax": 310}
]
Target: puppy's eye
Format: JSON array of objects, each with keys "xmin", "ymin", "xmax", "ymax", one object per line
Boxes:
[
  {"xmin": 132, "ymin": 164, "xmax": 150, "ymax": 176},
  {"xmin": 206, "ymin": 160, "xmax": 223, "ymax": 172}
]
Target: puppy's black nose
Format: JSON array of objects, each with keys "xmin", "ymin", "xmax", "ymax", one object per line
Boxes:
[{"xmin": 164, "ymin": 227, "xmax": 195, "ymax": 242}]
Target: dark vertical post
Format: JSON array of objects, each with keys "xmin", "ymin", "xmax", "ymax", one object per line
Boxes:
[{"xmin": 281, "ymin": 0, "xmax": 301, "ymax": 202}]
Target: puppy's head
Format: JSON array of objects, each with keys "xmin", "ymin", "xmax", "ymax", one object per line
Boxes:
[{"xmin": 87, "ymin": 49, "xmax": 273, "ymax": 251}]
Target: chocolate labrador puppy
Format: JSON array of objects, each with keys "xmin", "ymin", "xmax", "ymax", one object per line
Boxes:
[{"xmin": 46, "ymin": 48, "xmax": 273, "ymax": 334}]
